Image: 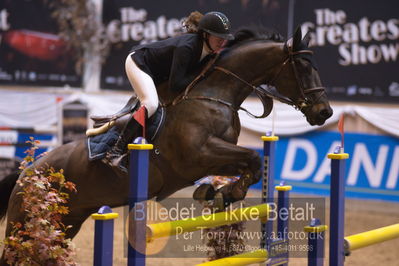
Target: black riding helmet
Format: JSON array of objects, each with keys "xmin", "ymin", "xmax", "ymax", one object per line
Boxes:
[{"xmin": 199, "ymin": 12, "xmax": 234, "ymax": 40}]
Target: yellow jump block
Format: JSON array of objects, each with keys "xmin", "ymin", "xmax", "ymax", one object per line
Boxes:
[
  {"xmin": 128, "ymin": 143, "xmax": 154, "ymax": 150},
  {"xmin": 327, "ymin": 153, "xmax": 349, "ymax": 160},
  {"xmin": 261, "ymin": 136, "xmax": 279, "ymax": 142},
  {"xmin": 91, "ymin": 212, "xmax": 119, "ymax": 220}
]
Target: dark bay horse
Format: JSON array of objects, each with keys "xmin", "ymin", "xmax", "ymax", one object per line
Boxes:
[{"xmin": 0, "ymin": 27, "xmax": 332, "ymax": 248}]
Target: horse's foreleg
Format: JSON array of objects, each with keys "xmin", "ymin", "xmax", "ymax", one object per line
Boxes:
[{"xmin": 195, "ymin": 136, "xmax": 261, "ymax": 206}]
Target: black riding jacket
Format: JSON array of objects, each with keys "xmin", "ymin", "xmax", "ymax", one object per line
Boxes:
[{"xmin": 131, "ymin": 33, "xmax": 207, "ymax": 92}]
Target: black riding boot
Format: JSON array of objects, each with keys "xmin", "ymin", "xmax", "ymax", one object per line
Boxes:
[{"xmin": 102, "ymin": 115, "xmax": 142, "ymax": 176}]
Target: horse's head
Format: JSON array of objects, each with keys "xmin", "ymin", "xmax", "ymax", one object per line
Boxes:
[
  {"xmin": 268, "ymin": 27, "xmax": 333, "ymax": 125},
  {"xmin": 218, "ymin": 26, "xmax": 332, "ymax": 125}
]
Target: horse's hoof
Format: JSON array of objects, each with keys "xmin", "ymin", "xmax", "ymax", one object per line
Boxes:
[{"xmin": 193, "ymin": 184, "xmax": 216, "ymax": 201}]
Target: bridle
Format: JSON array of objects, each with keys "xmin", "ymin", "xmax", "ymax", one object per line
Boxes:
[
  {"xmin": 167, "ymin": 43, "xmax": 326, "ymax": 117},
  {"xmin": 263, "ymin": 45, "xmax": 326, "ymax": 111}
]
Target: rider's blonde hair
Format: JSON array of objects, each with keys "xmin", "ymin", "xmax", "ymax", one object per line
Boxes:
[{"xmin": 182, "ymin": 11, "xmax": 203, "ymax": 33}]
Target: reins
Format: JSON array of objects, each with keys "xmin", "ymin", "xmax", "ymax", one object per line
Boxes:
[
  {"xmin": 164, "ymin": 53, "xmax": 271, "ymax": 118},
  {"xmin": 165, "ymin": 54, "xmax": 250, "ymax": 115},
  {"xmin": 163, "ymin": 44, "xmax": 326, "ymax": 116}
]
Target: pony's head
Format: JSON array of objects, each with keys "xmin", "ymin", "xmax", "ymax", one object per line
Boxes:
[
  {"xmin": 270, "ymin": 26, "xmax": 333, "ymax": 125},
  {"xmin": 223, "ymin": 26, "xmax": 333, "ymax": 126}
]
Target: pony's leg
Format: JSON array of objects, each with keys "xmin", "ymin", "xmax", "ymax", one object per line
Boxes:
[{"xmin": 195, "ymin": 136, "xmax": 261, "ymax": 206}]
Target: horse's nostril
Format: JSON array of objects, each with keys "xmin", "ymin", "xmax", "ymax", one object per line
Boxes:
[{"xmin": 320, "ymin": 108, "xmax": 332, "ymax": 118}]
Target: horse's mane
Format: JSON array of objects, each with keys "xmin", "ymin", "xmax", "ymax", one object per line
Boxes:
[{"xmin": 225, "ymin": 26, "xmax": 285, "ymax": 48}]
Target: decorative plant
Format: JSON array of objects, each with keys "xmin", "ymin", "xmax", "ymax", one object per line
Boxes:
[{"xmin": 1, "ymin": 138, "xmax": 78, "ymax": 265}]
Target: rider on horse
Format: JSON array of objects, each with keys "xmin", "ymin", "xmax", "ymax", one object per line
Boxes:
[{"xmin": 103, "ymin": 11, "xmax": 235, "ymax": 173}]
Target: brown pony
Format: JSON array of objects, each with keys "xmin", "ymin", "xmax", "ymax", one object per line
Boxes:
[{"xmin": 0, "ymin": 27, "xmax": 332, "ymax": 252}]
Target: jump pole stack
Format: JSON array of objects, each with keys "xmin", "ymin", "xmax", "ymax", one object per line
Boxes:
[
  {"xmin": 91, "ymin": 206, "xmax": 119, "ymax": 266},
  {"xmin": 127, "ymin": 137, "xmax": 153, "ymax": 266},
  {"xmin": 304, "ymin": 146, "xmax": 349, "ymax": 266},
  {"xmin": 328, "ymin": 147, "xmax": 349, "ymax": 266},
  {"xmin": 305, "ymin": 146, "xmax": 399, "ymax": 265},
  {"xmin": 91, "ymin": 134, "xmax": 292, "ymax": 266},
  {"xmin": 91, "ymin": 139, "xmax": 399, "ymax": 266},
  {"xmin": 262, "ymin": 132, "xmax": 290, "ymax": 266},
  {"xmin": 326, "ymin": 146, "xmax": 399, "ymax": 265},
  {"xmin": 91, "ymin": 137, "xmax": 153, "ymax": 266}
]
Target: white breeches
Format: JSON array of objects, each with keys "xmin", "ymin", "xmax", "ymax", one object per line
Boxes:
[{"xmin": 125, "ymin": 52, "xmax": 159, "ymax": 117}]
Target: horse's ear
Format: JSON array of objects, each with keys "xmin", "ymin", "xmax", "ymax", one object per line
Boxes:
[
  {"xmin": 302, "ymin": 31, "xmax": 311, "ymax": 47},
  {"xmin": 293, "ymin": 26, "xmax": 302, "ymax": 51},
  {"xmin": 285, "ymin": 37, "xmax": 293, "ymax": 52}
]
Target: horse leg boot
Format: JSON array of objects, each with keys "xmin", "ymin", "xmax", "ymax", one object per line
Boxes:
[
  {"xmin": 214, "ymin": 170, "xmax": 257, "ymax": 209},
  {"xmin": 193, "ymin": 184, "xmax": 216, "ymax": 202},
  {"xmin": 102, "ymin": 107, "xmax": 147, "ymax": 176}
]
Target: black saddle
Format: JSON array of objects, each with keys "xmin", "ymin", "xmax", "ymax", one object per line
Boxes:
[{"xmin": 90, "ymin": 96, "xmax": 139, "ymax": 128}]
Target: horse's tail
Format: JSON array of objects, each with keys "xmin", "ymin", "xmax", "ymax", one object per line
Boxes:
[{"xmin": 0, "ymin": 171, "xmax": 19, "ymax": 222}]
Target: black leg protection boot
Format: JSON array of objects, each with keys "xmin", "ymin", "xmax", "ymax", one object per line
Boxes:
[{"xmin": 102, "ymin": 115, "xmax": 141, "ymax": 176}]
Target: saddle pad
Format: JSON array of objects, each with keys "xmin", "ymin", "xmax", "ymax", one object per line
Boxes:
[
  {"xmin": 87, "ymin": 106, "xmax": 165, "ymax": 161},
  {"xmin": 87, "ymin": 127, "xmax": 119, "ymax": 161}
]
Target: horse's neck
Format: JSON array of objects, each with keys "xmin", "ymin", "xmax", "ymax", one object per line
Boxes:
[
  {"xmin": 194, "ymin": 42, "xmax": 285, "ymax": 107},
  {"xmin": 229, "ymin": 42, "xmax": 284, "ymax": 83},
  {"xmin": 156, "ymin": 42, "xmax": 284, "ymax": 109}
]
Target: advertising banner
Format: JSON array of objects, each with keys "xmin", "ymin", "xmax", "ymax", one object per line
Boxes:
[
  {"xmin": 0, "ymin": 0, "xmax": 81, "ymax": 87},
  {"xmin": 101, "ymin": 0, "xmax": 289, "ymax": 90},
  {"xmin": 253, "ymin": 131, "xmax": 399, "ymax": 202},
  {"xmin": 0, "ymin": 129, "xmax": 56, "ymax": 179},
  {"xmin": 294, "ymin": 0, "xmax": 399, "ymax": 103}
]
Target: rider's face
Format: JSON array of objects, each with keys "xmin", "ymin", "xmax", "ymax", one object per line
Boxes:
[{"xmin": 208, "ymin": 35, "xmax": 226, "ymax": 52}]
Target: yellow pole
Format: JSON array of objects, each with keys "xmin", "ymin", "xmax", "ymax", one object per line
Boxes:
[
  {"xmin": 345, "ymin": 223, "xmax": 399, "ymax": 252},
  {"xmin": 147, "ymin": 204, "xmax": 269, "ymax": 242},
  {"xmin": 196, "ymin": 249, "xmax": 268, "ymax": 266}
]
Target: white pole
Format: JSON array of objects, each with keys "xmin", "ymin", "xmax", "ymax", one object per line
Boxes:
[{"xmin": 83, "ymin": 0, "xmax": 103, "ymax": 93}]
